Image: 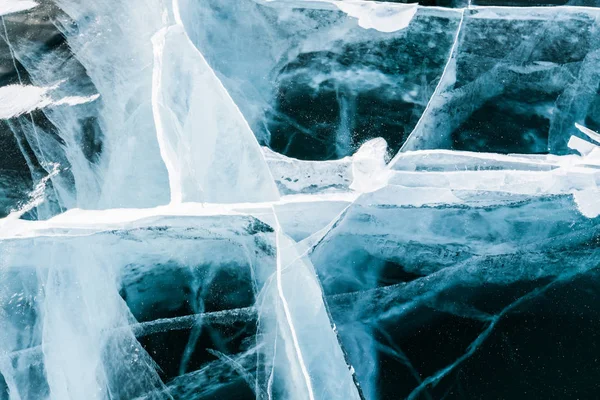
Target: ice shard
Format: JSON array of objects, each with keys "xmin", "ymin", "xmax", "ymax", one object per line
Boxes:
[
  {"xmin": 151, "ymin": 24, "xmax": 279, "ymax": 203},
  {"xmin": 268, "ymin": 219, "xmax": 360, "ymax": 399}
]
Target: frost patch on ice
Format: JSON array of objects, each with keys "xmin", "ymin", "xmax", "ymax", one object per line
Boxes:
[
  {"xmin": 0, "ymin": 85, "xmax": 51, "ymax": 119},
  {"xmin": 0, "ymin": 84, "xmax": 99, "ymax": 119},
  {"xmin": 573, "ymin": 189, "xmax": 600, "ymax": 218},
  {"xmin": 0, "ymin": 0, "xmax": 37, "ymax": 16},
  {"xmin": 333, "ymin": 1, "xmax": 417, "ymax": 33},
  {"xmin": 350, "ymin": 138, "xmax": 390, "ymax": 193}
]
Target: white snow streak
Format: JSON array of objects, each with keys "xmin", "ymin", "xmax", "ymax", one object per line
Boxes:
[
  {"xmin": 0, "ymin": 84, "xmax": 51, "ymax": 119},
  {"xmin": 52, "ymin": 93, "xmax": 100, "ymax": 107},
  {"xmin": 0, "ymin": 84, "xmax": 99, "ymax": 119}
]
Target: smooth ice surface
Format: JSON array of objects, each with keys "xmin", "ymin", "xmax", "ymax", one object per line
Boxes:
[
  {"xmin": 3, "ymin": 1, "xmax": 600, "ymax": 399},
  {"xmin": 179, "ymin": 0, "xmax": 461, "ymax": 159},
  {"xmin": 400, "ymin": 5, "xmax": 600, "ymax": 154},
  {"xmin": 310, "ymin": 183, "xmax": 600, "ymax": 398},
  {"xmin": 273, "ymin": 200, "xmax": 351, "ymax": 242}
]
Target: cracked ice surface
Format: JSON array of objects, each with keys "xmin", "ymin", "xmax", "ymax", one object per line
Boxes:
[{"xmin": 2, "ymin": 0, "xmax": 600, "ymax": 399}]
